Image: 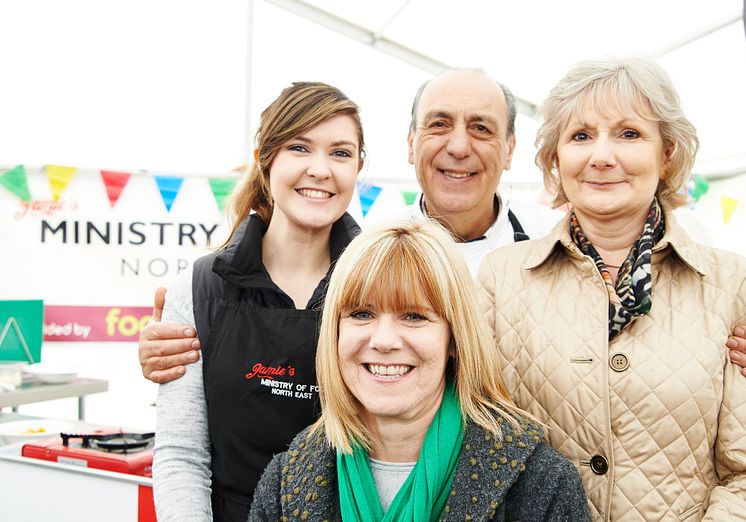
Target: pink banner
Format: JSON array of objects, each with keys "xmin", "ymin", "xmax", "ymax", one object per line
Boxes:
[{"xmin": 43, "ymin": 305, "xmax": 152, "ymax": 342}]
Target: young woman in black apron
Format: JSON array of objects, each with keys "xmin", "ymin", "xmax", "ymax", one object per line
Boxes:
[{"xmin": 152, "ymin": 82, "xmax": 365, "ymax": 522}]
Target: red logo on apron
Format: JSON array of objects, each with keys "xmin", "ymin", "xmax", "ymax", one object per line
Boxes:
[{"xmin": 244, "ymin": 362, "xmax": 295, "ymax": 380}]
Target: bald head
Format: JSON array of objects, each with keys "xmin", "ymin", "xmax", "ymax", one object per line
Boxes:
[{"xmin": 410, "ymin": 69, "xmax": 516, "ymax": 138}]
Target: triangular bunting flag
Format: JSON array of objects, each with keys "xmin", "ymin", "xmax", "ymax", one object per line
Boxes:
[
  {"xmin": 208, "ymin": 177, "xmax": 238, "ymax": 212},
  {"xmin": 154, "ymin": 175, "xmax": 184, "ymax": 212},
  {"xmin": 100, "ymin": 170, "xmax": 132, "ymax": 207},
  {"xmin": 0, "ymin": 165, "xmax": 32, "ymax": 203},
  {"xmin": 46, "ymin": 164, "xmax": 77, "ymax": 201},
  {"xmin": 356, "ymin": 182, "xmax": 382, "ymax": 218},
  {"xmin": 688, "ymin": 174, "xmax": 709, "ymax": 202},
  {"xmin": 721, "ymin": 195, "xmax": 738, "ymax": 224},
  {"xmin": 402, "ymin": 190, "xmax": 418, "ymax": 206}
]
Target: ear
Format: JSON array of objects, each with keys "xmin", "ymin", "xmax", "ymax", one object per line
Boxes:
[
  {"xmin": 660, "ymin": 145, "xmax": 673, "ymax": 180},
  {"xmin": 253, "ymin": 148, "xmax": 260, "ymax": 164},
  {"xmin": 504, "ymin": 134, "xmax": 516, "ymax": 171},
  {"xmin": 548, "ymin": 157, "xmax": 567, "ymax": 205},
  {"xmin": 407, "ymin": 130, "xmax": 415, "ymax": 165}
]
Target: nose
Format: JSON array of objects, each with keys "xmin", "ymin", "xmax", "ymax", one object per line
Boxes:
[
  {"xmin": 306, "ymin": 153, "xmax": 332, "ymax": 179},
  {"xmin": 445, "ymin": 124, "xmax": 472, "ymax": 159},
  {"xmin": 589, "ymin": 135, "xmax": 616, "ymax": 170},
  {"xmin": 368, "ymin": 315, "xmax": 403, "ymax": 352}
]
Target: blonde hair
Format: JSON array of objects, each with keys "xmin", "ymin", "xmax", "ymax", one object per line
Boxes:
[
  {"xmin": 313, "ymin": 218, "xmax": 529, "ymax": 453},
  {"xmin": 535, "ymin": 56, "xmax": 699, "ymax": 209},
  {"xmin": 223, "ymin": 82, "xmax": 364, "ymax": 246}
]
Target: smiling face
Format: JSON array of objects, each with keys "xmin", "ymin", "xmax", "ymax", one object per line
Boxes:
[
  {"xmin": 407, "ymin": 70, "xmax": 515, "ymax": 236},
  {"xmin": 268, "ymin": 114, "xmax": 361, "ymax": 234},
  {"xmin": 557, "ymin": 106, "xmax": 670, "ymax": 226},
  {"xmin": 338, "ymin": 301, "xmax": 451, "ymax": 428}
]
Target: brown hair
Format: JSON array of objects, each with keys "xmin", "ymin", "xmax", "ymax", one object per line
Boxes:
[{"xmin": 224, "ymin": 82, "xmax": 364, "ymax": 245}]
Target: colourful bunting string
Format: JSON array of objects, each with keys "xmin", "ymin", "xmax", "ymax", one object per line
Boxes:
[
  {"xmin": 100, "ymin": 170, "xmax": 132, "ymax": 207},
  {"xmin": 208, "ymin": 177, "xmax": 238, "ymax": 212},
  {"xmin": 7, "ymin": 162, "xmax": 744, "ymax": 227},
  {"xmin": 0, "ymin": 164, "xmax": 434, "ymax": 216},
  {"xmin": 0, "ymin": 165, "xmax": 32, "ymax": 203},
  {"xmin": 154, "ymin": 175, "xmax": 184, "ymax": 212},
  {"xmin": 46, "ymin": 164, "xmax": 77, "ymax": 201},
  {"xmin": 356, "ymin": 182, "xmax": 382, "ymax": 217},
  {"xmin": 402, "ymin": 190, "xmax": 418, "ymax": 206},
  {"xmin": 721, "ymin": 196, "xmax": 738, "ymax": 224},
  {"xmin": 688, "ymin": 174, "xmax": 709, "ymax": 202}
]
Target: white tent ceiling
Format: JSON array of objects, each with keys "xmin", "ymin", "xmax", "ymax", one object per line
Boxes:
[
  {"xmin": 0, "ymin": 0, "xmax": 744, "ymax": 189},
  {"xmin": 262, "ymin": 0, "xmax": 746, "ymax": 184}
]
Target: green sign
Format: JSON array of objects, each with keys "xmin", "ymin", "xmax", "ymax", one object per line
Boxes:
[{"xmin": 0, "ymin": 300, "xmax": 44, "ymax": 363}]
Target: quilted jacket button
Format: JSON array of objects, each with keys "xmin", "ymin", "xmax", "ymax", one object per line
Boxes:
[
  {"xmin": 590, "ymin": 455, "xmax": 609, "ymax": 475},
  {"xmin": 609, "ymin": 352, "xmax": 629, "ymax": 372}
]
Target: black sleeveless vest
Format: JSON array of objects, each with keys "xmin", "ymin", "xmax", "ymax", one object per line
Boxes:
[{"xmin": 192, "ymin": 213, "xmax": 359, "ymax": 521}]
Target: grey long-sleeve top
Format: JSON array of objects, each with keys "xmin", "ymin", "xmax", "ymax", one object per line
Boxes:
[{"xmin": 152, "ymin": 266, "xmax": 213, "ymax": 522}]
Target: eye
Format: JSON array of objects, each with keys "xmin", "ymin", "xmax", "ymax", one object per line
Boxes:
[
  {"xmin": 349, "ymin": 310, "xmax": 373, "ymax": 320},
  {"xmin": 621, "ymin": 129, "xmax": 640, "ymax": 139},
  {"xmin": 403, "ymin": 312, "xmax": 427, "ymax": 322},
  {"xmin": 571, "ymin": 131, "xmax": 590, "ymax": 142},
  {"xmin": 288, "ymin": 144, "xmax": 309, "ymax": 153},
  {"xmin": 472, "ymin": 123, "xmax": 492, "ymax": 134},
  {"xmin": 428, "ymin": 120, "xmax": 448, "ymax": 129},
  {"xmin": 331, "ymin": 149, "xmax": 352, "ymax": 158}
]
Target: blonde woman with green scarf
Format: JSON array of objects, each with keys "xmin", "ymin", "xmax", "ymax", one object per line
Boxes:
[{"xmin": 248, "ymin": 219, "xmax": 589, "ymax": 521}]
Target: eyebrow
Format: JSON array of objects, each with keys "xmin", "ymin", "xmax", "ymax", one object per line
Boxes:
[
  {"xmin": 422, "ymin": 110, "xmax": 498, "ymax": 127},
  {"xmin": 423, "ymin": 110, "xmax": 452, "ymax": 122},
  {"xmin": 331, "ymin": 140, "xmax": 358, "ymax": 149},
  {"xmin": 466, "ymin": 112, "xmax": 498, "ymax": 126},
  {"xmin": 293, "ymin": 136, "xmax": 358, "ymax": 149},
  {"xmin": 566, "ymin": 118, "xmax": 644, "ymax": 129}
]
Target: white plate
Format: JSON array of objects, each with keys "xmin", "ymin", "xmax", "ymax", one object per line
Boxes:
[
  {"xmin": 0, "ymin": 419, "xmax": 75, "ymax": 444},
  {"xmin": 25, "ymin": 364, "xmax": 78, "ymax": 384}
]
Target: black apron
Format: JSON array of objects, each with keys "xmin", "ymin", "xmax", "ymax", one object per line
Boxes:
[
  {"xmin": 507, "ymin": 209, "xmax": 529, "ymax": 242},
  {"xmin": 421, "ymin": 194, "xmax": 530, "ymax": 243},
  {"xmin": 466, "ymin": 209, "xmax": 529, "ymax": 243},
  {"xmin": 203, "ymin": 282, "xmax": 321, "ymax": 521}
]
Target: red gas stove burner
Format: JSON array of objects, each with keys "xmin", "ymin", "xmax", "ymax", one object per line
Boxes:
[{"xmin": 22, "ymin": 430, "xmax": 154, "ymax": 477}]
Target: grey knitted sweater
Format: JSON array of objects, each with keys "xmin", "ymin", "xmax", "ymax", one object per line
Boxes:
[{"xmin": 248, "ymin": 415, "xmax": 590, "ymax": 521}]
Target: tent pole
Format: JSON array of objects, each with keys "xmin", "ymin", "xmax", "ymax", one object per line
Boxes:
[
  {"xmin": 654, "ymin": 10, "xmax": 742, "ymax": 56},
  {"xmin": 262, "ymin": 0, "xmax": 538, "ymax": 117},
  {"xmin": 244, "ymin": 0, "xmax": 256, "ymax": 165}
]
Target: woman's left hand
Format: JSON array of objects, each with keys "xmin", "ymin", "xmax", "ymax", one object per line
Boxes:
[{"xmin": 728, "ymin": 325, "xmax": 746, "ymax": 376}]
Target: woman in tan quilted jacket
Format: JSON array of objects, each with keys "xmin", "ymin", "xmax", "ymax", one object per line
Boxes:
[{"xmin": 477, "ymin": 56, "xmax": 746, "ymax": 521}]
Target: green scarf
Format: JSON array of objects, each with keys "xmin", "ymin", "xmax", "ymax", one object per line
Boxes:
[{"xmin": 336, "ymin": 381, "xmax": 465, "ymax": 522}]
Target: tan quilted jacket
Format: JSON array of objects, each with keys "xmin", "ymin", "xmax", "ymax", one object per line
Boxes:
[{"xmin": 477, "ymin": 211, "xmax": 746, "ymax": 521}]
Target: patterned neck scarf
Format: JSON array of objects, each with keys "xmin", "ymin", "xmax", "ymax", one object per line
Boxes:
[{"xmin": 570, "ymin": 198, "xmax": 665, "ymax": 341}]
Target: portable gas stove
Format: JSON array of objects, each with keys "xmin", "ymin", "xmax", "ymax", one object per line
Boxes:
[
  {"xmin": 22, "ymin": 430, "xmax": 154, "ymax": 477},
  {"xmin": 0, "ymin": 422, "xmax": 156, "ymax": 521}
]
